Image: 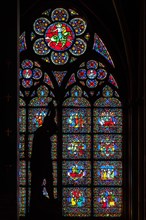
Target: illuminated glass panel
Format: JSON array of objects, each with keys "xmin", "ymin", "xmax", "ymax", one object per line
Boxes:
[
  {"xmin": 77, "ymin": 69, "xmax": 87, "ymax": 80},
  {"xmin": 62, "ymin": 108, "xmax": 91, "ymax": 133},
  {"xmin": 29, "ymin": 97, "xmax": 52, "ymax": 106},
  {"xmin": 28, "ymin": 135, "xmax": 33, "ymax": 159},
  {"xmin": 69, "ymin": 18, "xmax": 87, "ymax": 36},
  {"xmin": 94, "ymin": 161, "xmax": 122, "ymax": 186},
  {"xmin": 31, "ymin": 7, "xmax": 88, "ymax": 66},
  {"xmin": 51, "ymin": 51, "xmax": 69, "ymax": 65},
  {"xmin": 33, "ymin": 17, "xmax": 50, "ymax": 35},
  {"xmin": 19, "ymin": 161, "xmax": 26, "ymax": 186},
  {"xmin": 69, "ymin": 38, "xmax": 87, "ymax": 56},
  {"xmin": 19, "ymin": 98, "xmax": 25, "ymax": 106},
  {"xmin": 94, "ymin": 134, "xmax": 122, "ymax": 159},
  {"xmin": 42, "ymin": 9, "xmax": 51, "ymax": 16},
  {"xmin": 50, "ymin": 135, "xmax": 58, "ymax": 160},
  {"xmin": 65, "ymin": 73, "xmax": 76, "ymax": 88},
  {"xmin": 63, "ymin": 97, "xmax": 90, "ymax": 107},
  {"xmin": 51, "ymin": 8, "xmax": 69, "ymax": 22},
  {"xmin": 96, "ymin": 69, "xmax": 107, "ymax": 80},
  {"xmin": 93, "ymin": 33, "xmax": 115, "ymax": 68},
  {"xmin": 86, "ymin": 60, "xmax": 98, "ymax": 69},
  {"xmin": 18, "ymin": 5, "xmax": 124, "ymax": 218},
  {"xmin": 86, "ymin": 79, "xmax": 98, "ymax": 88},
  {"xmin": 53, "ymin": 71, "xmax": 67, "ymax": 86},
  {"xmin": 19, "ymin": 108, "xmax": 26, "ymax": 132},
  {"xmin": 62, "ymin": 134, "xmax": 91, "ymax": 159},
  {"xmin": 45, "ymin": 22, "xmax": 75, "ymax": 51},
  {"xmin": 53, "ymin": 161, "xmax": 57, "ymax": 186},
  {"xmin": 108, "ymin": 74, "xmax": 118, "ymax": 88},
  {"xmin": 33, "ymin": 38, "xmax": 50, "ymax": 55},
  {"xmin": 69, "ymin": 8, "xmax": 79, "ymax": 16},
  {"xmin": 94, "ymin": 97, "xmax": 121, "ymax": 107},
  {"xmin": 22, "ymin": 79, "xmax": 33, "ymax": 88},
  {"xmin": 28, "ymin": 162, "xmax": 31, "ymax": 186},
  {"xmin": 30, "ymin": 31, "xmax": 36, "ymax": 41},
  {"xmin": 19, "ymin": 187, "xmax": 26, "ymax": 216},
  {"xmin": 93, "ymin": 108, "xmax": 122, "ymax": 133},
  {"xmin": 28, "ymin": 108, "xmax": 48, "ymax": 132},
  {"xmin": 62, "ymin": 187, "xmax": 91, "ymax": 217},
  {"xmin": 19, "ymin": 32, "xmax": 27, "ymax": 53},
  {"xmin": 76, "ymin": 60, "xmax": 110, "ymax": 89},
  {"xmin": 54, "ymin": 187, "xmax": 58, "ymax": 199},
  {"xmin": 21, "ymin": 59, "xmax": 33, "ymax": 69},
  {"xmin": 19, "ymin": 135, "xmax": 25, "ymax": 159},
  {"xmin": 62, "ymin": 161, "xmax": 91, "ymax": 185},
  {"xmin": 93, "ymin": 187, "xmax": 122, "ymax": 217},
  {"xmin": 43, "ymin": 72, "xmax": 54, "ymax": 89}
]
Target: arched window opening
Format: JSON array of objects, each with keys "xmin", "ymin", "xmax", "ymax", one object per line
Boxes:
[{"xmin": 18, "ymin": 4, "xmax": 125, "ymax": 219}]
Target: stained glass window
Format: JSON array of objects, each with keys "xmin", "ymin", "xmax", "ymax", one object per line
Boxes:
[
  {"xmin": 18, "ymin": 4, "xmax": 124, "ymax": 219},
  {"xmin": 31, "ymin": 8, "xmax": 88, "ymax": 65}
]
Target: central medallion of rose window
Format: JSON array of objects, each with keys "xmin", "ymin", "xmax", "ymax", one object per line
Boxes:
[{"xmin": 45, "ymin": 22, "xmax": 75, "ymax": 51}]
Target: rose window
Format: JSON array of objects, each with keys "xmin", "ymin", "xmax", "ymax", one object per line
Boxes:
[
  {"xmin": 20, "ymin": 59, "xmax": 43, "ymax": 89},
  {"xmin": 31, "ymin": 8, "xmax": 89, "ymax": 65},
  {"xmin": 77, "ymin": 60, "xmax": 108, "ymax": 89}
]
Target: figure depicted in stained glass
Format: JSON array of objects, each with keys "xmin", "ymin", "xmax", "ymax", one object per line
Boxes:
[
  {"xmin": 98, "ymin": 140, "xmax": 118, "ymax": 157},
  {"xmin": 100, "ymin": 166, "xmax": 115, "ymax": 181},
  {"xmin": 68, "ymin": 189, "xmax": 86, "ymax": 207},
  {"xmin": 99, "ymin": 191, "xmax": 116, "ymax": 208},
  {"xmin": 98, "ymin": 110, "xmax": 116, "ymax": 126},
  {"xmin": 32, "ymin": 8, "xmax": 87, "ymax": 64},
  {"xmin": 67, "ymin": 164, "xmax": 86, "ymax": 181},
  {"xmin": 67, "ymin": 112, "xmax": 84, "ymax": 128},
  {"xmin": 94, "ymin": 187, "xmax": 122, "ymax": 217},
  {"xmin": 94, "ymin": 161, "xmax": 122, "ymax": 186},
  {"xmin": 67, "ymin": 141, "xmax": 86, "ymax": 157},
  {"xmin": 45, "ymin": 22, "xmax": 75, "ymax": 51}
]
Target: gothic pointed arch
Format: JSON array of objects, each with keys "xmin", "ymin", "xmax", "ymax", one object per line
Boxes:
[{"xmin": 18, "ymin": 2, "xmax": 128, "ymax": 219}]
